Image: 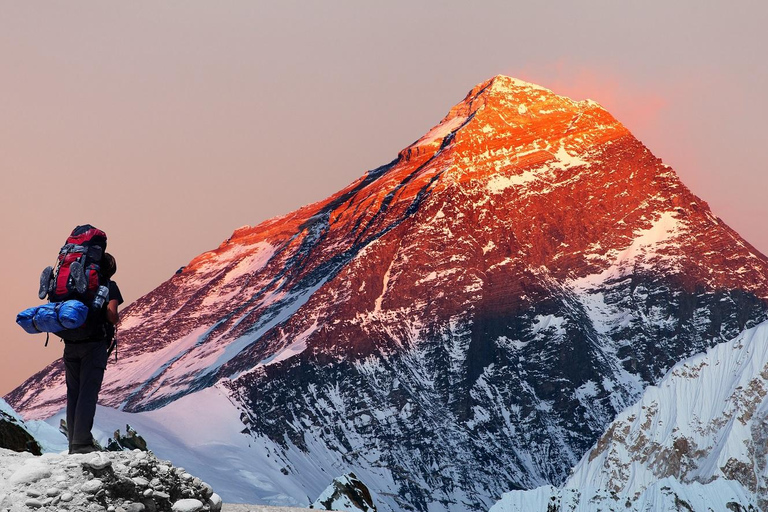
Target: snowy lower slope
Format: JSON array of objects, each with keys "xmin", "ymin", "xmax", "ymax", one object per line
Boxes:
[
  {"xmin": 36, "ymin": 386, "xmax": 386, "ymax": 510},
  {"xmin": 491, "ymin": 320, "xmax": 768, "ymax": 511},
  {"xmin": 1, "ymin": 397, "xmax": 317, "ymax": 512}
]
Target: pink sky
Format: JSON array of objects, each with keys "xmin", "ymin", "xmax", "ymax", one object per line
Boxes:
[{"xmin": 2, "ymin": 2, "xmax": 768, "ymax": 395}]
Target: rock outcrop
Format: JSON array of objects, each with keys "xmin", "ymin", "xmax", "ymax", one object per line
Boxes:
[
  {"xmin": 0, "ymin": 448, "xmax": 222, "ymax": 512},
  {"xmin": 0, "ymin": 399, "xmax": 41, "ymax": 455},
  {"xmin": 311, "ymin": 473, "xmax": 377, "ymax": 511}
]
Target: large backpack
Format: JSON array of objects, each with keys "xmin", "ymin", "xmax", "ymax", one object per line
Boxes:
[
  {"xmin": 40, "ymin": 225, "xmax": 107, "ymax": 304},
  {"xmin": 38, "ymin": 225, "xmax": 109, "ymax": 341}
]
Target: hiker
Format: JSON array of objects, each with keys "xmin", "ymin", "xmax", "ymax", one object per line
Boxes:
[{"xmin": 63, "ymin": 252, "xmax": 124, "ymax": 454}]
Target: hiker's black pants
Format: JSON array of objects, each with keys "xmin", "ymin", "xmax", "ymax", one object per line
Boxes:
[{"xmin": 63, "ymin": 339, "xmax": 108, "ymax": 448}]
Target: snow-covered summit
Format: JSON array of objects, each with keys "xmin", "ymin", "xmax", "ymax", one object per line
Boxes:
[{"xmin": 486, "ymin": 74, "xmax": 553, "ymax": 93}]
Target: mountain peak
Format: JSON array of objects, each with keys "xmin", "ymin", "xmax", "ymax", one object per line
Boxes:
[
  {"xmin": 9, "ymin": 75, "xmax": 768, "ymax": 512},
  {"xmin": 480, "ymin": 75, "xmax": 600, "ymax": 106},
  {"xmin": 402, "ymin": 75, "xmax": 627, "ymax": 184},
  {"xmin": 459, "ymin": 74, "xmax": 597, "ymax": 116},
  {"xmin": 483, "ymin": 74, "xmax": 553, "ymax": 95}
]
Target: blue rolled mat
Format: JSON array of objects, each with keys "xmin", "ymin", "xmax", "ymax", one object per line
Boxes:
[{"xmin": 17, "ymin": 300, "xmax": 89, "ymax": 334}]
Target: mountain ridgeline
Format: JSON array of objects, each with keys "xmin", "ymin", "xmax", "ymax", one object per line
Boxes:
[{"xmin": 8, "ymin": 76, "xmax": 768, "ymax": 511}]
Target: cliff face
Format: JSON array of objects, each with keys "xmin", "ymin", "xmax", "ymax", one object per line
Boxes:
[{"xmin": 9, "ymin": 76, "xmax": 768, "ymax": 511}]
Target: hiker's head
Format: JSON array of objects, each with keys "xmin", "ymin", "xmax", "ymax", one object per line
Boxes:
[{"xmin": 102, "ymin": 253, "xmax": 117, "ymax": 279}]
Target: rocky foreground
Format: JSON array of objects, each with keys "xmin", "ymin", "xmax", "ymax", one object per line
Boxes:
[
  {"xmin": 221, "ymin": 507, "xmax": 313, "ymax": 512},
  {"xmin": 1, "ymin": 396, "xmax": 374, "ymax": 512},
  {"xmin": 0, "ymin": 448, "xmax": 222, "ymax": 512}
]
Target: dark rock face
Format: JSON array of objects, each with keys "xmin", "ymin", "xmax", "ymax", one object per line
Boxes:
[
  {"xmin": 8, "ymin": 76, "xmax": 768, "ymax": 511},
  {"xmin": 0, "ymin": 406, "xmax": 41, "ymax": 455},
  {"xmin": 229, "ymin": 285, "xmax": 765, "ymax": 511}
]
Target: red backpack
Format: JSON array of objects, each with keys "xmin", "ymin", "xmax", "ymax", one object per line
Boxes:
[{"xmin": 40, "ymin": 225, "xmax": 108, "ymax": 304}]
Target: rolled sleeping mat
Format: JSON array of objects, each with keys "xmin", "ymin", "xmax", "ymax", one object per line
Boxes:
[{"xmin": 16, "ymin": 300, "xmax": 89, "ymax": 334}]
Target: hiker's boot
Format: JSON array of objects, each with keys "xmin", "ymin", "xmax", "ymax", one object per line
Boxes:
[
  {"xmin": 69, "ymin": 443, "xmax": 98, "ymax": 455},
  {"xmin": 38, "ymin": 266, "xmax": 53, "ymax": 299},
  {"xmin": 69, "ymin": 261, "xmax": 88, "ymax": 294}
]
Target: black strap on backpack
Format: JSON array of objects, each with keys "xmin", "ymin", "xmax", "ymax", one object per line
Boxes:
[{"xmin": 106, "ymin": 326, "xmax": 119, "ymax": 361}]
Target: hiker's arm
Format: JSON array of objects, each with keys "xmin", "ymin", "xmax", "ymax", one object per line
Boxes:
[{"xmin": 106, "ymin": 299, "xmax": 119, "ymax": 325}]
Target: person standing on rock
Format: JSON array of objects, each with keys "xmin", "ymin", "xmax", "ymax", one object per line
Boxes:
[{"xmin": 64, "ymin": 252, "xmax": 124, "ymax": 454}]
